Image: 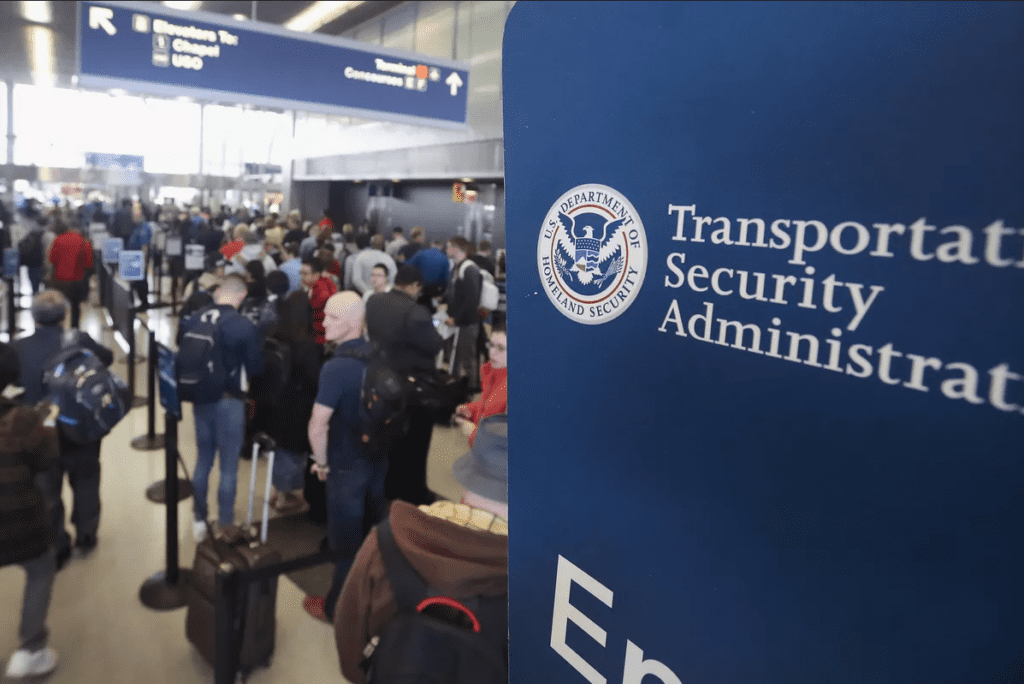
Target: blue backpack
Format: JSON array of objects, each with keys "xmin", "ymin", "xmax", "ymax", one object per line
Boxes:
[
  {"xmin": 175, "ymin": 305, "xmax": 228, "ymax": 404},
  {"xmin": 43, "ymin": 331, "xmax": 131, "ymax": 444}
]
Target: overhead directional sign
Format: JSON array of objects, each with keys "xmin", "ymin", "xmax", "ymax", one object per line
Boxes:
[
  {"xmin": 86, "ymin": 152, "xmax": 144, "ymax": 170},
  {"xmin": 77, "ymin": 1, "xmax": 471, "ymax": 128}
]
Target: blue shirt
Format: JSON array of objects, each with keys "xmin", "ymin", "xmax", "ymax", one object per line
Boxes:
[
  {"xmin": 315, "ymin": 338, "xmax": 371, "ymax": 468},
  {"xmin": 407, "ymin": 247, "xmax": 450, "ymax": 287},
  {"xmin": 279, "ymin": 257, "xmax": 302, "ymax": 294}
]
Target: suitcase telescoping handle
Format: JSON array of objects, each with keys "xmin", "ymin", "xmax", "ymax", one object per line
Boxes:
[{"xmin": 246, "ymin": 434, "xmax": 277, "ymax": 544}]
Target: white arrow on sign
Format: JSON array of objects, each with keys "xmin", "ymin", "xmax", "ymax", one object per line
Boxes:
[
  {"xmin": 445, "ymin": 72, "xmax": 464, "ymax": 97},
  {"xmin": 89, "ymin": 6, "xmax": 117, "ymax": 36}
]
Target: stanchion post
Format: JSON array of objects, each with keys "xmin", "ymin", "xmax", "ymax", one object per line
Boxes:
[
  {"xmin": 147, "ymin": 327, "xmax": 157, "ymax": 439},
  {"xmin": 5, "ymin": 277, "xmax": 14, "ymax": 339},
  {"xmin": 215, "ymin": 564, "xmax": 240, "ymax": 684},
  {"xmin": 165, "ymin": 414, "xmax": 179, "ymax": 584},
  {"xmin": 138, "ymin": 411, "xmax": 192, "ymax": 610},
  {"xmin": 131, "ymin": 325, "xmax": 164, "ymax": 450}
]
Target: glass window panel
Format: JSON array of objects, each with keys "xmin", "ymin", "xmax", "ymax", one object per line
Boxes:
[
  {"xmin": 142, "ymin": 98, "xmax": 201, "ymax": 174},
  {"xmin": 13, "ymin": 85, "xmax": 202, "ymax": 173},
  {"xmin": 203, "ymin": 106, "xmax": 291, "ymax": 177},
  {"xmin": 415, "ymin": 1, "xmax": 455, "ymax": 59},
  {"xmin": 0, "ymin": 81, "xmax": 6, "ymax": 165},
  {"xmin": 13, "ymin": 85, "xmax": 86, "ymax": 167},
  {"xmin": 382, "ymin": 3, "xmax": 416, "ymax": 51}
]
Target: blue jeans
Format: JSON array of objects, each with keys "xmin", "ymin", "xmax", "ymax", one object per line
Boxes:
[
  {"xmin": 323, "ymin": 455, "xmax": 389, "ymax": 621},
  {"xmin": 18, "ymin": 548, "xmax": 55, "ymax": 652},
  {"xmin": 26, "ymin": 266, "xmax": 44, "ymax": 294},
  {"xmin": 271, "ymin": 448, "xmax": 307, "ymax": 493},
  {"xmin": 192, "ymin": 397, "xmax": 246, "ymax": 526}
]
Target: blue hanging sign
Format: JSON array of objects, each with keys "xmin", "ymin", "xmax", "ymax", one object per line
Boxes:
[
  {"xmin": 119, "ymin": 249, "xmax": 145, "ymax": 281},
  {"xmin": 102, "ymin": 237, "xmax": 123, "ymax": 264},
  {"xmin": 77, "ymin": 1, "xmax": 470, "ymax": 127},
  {"xmin": 156, "ymin": 342, "xmax": 181, "ymax": 420},
  {"xmin": 504, "ymin": 3, "xmax": 1023, "ymax": 683},
  {"xmin": 2, "ymin": 249, "xmax": 19, "ymax": 279}
]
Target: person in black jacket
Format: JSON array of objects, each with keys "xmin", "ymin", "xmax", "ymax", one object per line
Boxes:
[
  {"xmin": 365, "ymin": 266, "xmax": 444, "ymax": 504},
  {"xmin": 445, "ymin": 236, "xmax": 483, "ymax": 390},
  {"xmin": 252, "ymin": 281, "xmax": 322, "ymax": 515},
  {"xmin": 13, "ymin": 291, "xmax": 114, "ymax": 562},
  {"xmin": 0, "ymin": 343, "xmax": 61, "ymax": 679},
  {"xmin": 110, "ymin": 198, "xmax": 135, "ymax": 241}
]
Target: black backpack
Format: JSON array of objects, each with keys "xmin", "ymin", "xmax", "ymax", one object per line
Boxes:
[
  {"xmin": 42, "ymin": 331, "xmax": 131, "ymax": 444},
  {"xmin": 334, "ymin": 345, "xmax": 409, "ymax": 458},
  {"xmin": 362, "ymin": 518, "xmax": 508, "ymax": 683},
  {"xmin": 176, "ymin": 305, "xmax": 228, "ymax": 404},
  {"xmin": 249, "ymin": 337, "xmax": 291, "ymax": 405},
  {"xmin": 18, "ymin": 230, "xmax": 43, "ymax": 267}
]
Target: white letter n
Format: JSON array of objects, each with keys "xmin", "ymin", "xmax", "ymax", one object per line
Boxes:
[
  {"xmin": 551, "ymin": 555, "xmax": 614, "ymax": 684},
  {"xmin": 623, "ymin": 640, "xmax": 683, "ymax": 684}
]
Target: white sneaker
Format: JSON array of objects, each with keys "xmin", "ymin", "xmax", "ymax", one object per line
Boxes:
[
  {"xmin": 193, "ymin": 520, "xmax": 209, "ymax": 543},
  {"xmin": 6, "ymin": 647, "xmax": 58, "ymax": 677}
]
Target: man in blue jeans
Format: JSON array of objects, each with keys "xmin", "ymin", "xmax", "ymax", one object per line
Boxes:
[
  {"xmin": 305, "ymin": 292, "xmax": 388, "ymax": 623},
  {"xmin": 190, "ymin": 274, "xmax": 263, "ymax": 542}
]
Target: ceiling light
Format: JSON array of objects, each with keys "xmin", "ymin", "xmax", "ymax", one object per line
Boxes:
[
  {"xmin": 163, "ymin": 1, "xmax": 203, "ymax": 11},
  {"xmin": 21, "ymin": 1, "xmax": 52, "ymax": 24},
  {"xmin": 461, "ymin": 177, "xmax": 474, "ymax": 183},
  {"xmin": 26, "ymin": 25, "xmax": 55, "ymax": 87},
  {"xmin": 284, "ymin": 1, "xmax": 363, "ymax": 32},
  {"xmin": 232, "ymin": 13, "xmax": 247, "ymax": 20}
]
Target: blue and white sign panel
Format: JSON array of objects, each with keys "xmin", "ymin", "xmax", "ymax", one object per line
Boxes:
[
  {"xmin": 86, "ymin": 152, "xmax": 144, "ymax": 170},
  {"xmin": 118, "ymin": 249, "xmax": 144, "ymax": 281},
  {"xmin": 102, "ymin": 237, "xmax": 123, "ymax": 264},
  {"xmin": 78, "ymin": 1, "xmax": 470, "ymax": 127},
  {"xmin": 2, "ymin": 249, "xmax": 19, "ymax": 279},
  {"xmin": 504, "ymin": 3, "xmax": 1023, "ymax": 683}
]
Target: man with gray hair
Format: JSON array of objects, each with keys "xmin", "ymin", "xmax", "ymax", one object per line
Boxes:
[{"xmin": 13, "ymin": 291, "xmax": 114, "ymax": 563}]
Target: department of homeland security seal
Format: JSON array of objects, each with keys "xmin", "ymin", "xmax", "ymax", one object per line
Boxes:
[{"xmin": 537, "ymin": 184, "xmax": 647, "ymax": 324}]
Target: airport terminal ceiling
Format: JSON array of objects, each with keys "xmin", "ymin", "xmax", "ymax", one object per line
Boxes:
[{"xmin": 1, "ymin": 1, "xmax": 511, "ymax": 229}]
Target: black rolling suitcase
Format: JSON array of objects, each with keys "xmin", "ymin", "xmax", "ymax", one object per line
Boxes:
[{"xmin": 186, "ymin": 440, "xmax": 281, "ymax": 679}]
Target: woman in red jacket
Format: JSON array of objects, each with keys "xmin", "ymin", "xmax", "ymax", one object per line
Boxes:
[{"xmin": 454, "ymin": 327, "xmax": 507, "ymax": 445}]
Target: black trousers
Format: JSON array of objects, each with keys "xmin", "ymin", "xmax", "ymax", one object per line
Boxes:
[
  {"xmin": 384, "ymin": 405, "xmax": 436, "ymax": 505},
  {"xmin": 44, "ymin": 436, "xmax": 102, "ymax": 552},
  {"xmin": 52, "ymin": 279, "xmax": 88, "ymax": 329}
]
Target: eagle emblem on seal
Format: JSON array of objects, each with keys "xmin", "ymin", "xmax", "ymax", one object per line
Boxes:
[{"xmin": 553, "ymin": 211, "xmax": 626, "ymax": 288}]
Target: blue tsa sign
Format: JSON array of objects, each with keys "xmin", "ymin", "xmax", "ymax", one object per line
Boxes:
[
  {"xmin": 78, "ymin": 1, "xmax": 470, "ymax": 127},
  {"xmin": 505, "ymin": 3, "xmax": 1022, "ymax": 684},
  {"xmin": 2, "ymin": 249, "xmax": 19, "ymax": 278},
  {"xmin": 118, "ymin": 250, "xmax": 145, "ymax": 281},
  {"xmin": 102, "ymin": 237, "xmax": 123, "ymax": 264}
]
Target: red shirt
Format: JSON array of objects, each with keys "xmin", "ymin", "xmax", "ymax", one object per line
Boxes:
[
  {"xmin": 464, "ymin": 362, "xmax": 508, "ymax": 445},
  {"xmin": 220, "ymin": 239, "xmax": 244, "ymax": 260},
  {"xmin": 48, "ymin": 232, "xmax": 94, "ymax": 282},
  {"xmin": 309, "ymin": 277, "xmax": 337, "ymax": 345}
]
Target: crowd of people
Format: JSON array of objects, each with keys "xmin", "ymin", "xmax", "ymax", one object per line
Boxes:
[{"xmin": 0, "ymin": 197, "xmax": 509, "ymax": 680}]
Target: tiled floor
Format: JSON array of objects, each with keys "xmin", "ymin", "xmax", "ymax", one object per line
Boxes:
[{"xmin": 0, "ymin": 283, "xmax": 470, "ymax": 683}]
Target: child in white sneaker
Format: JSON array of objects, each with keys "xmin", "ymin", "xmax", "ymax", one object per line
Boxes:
[{"xmin": 0, "ymin": 343, "xmax": 60, "ymax": 678}]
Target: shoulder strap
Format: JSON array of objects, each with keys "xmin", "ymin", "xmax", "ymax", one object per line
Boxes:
[{"xmin": 376, "ymin": 517, "xmax": 431, "ymax": 612}]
